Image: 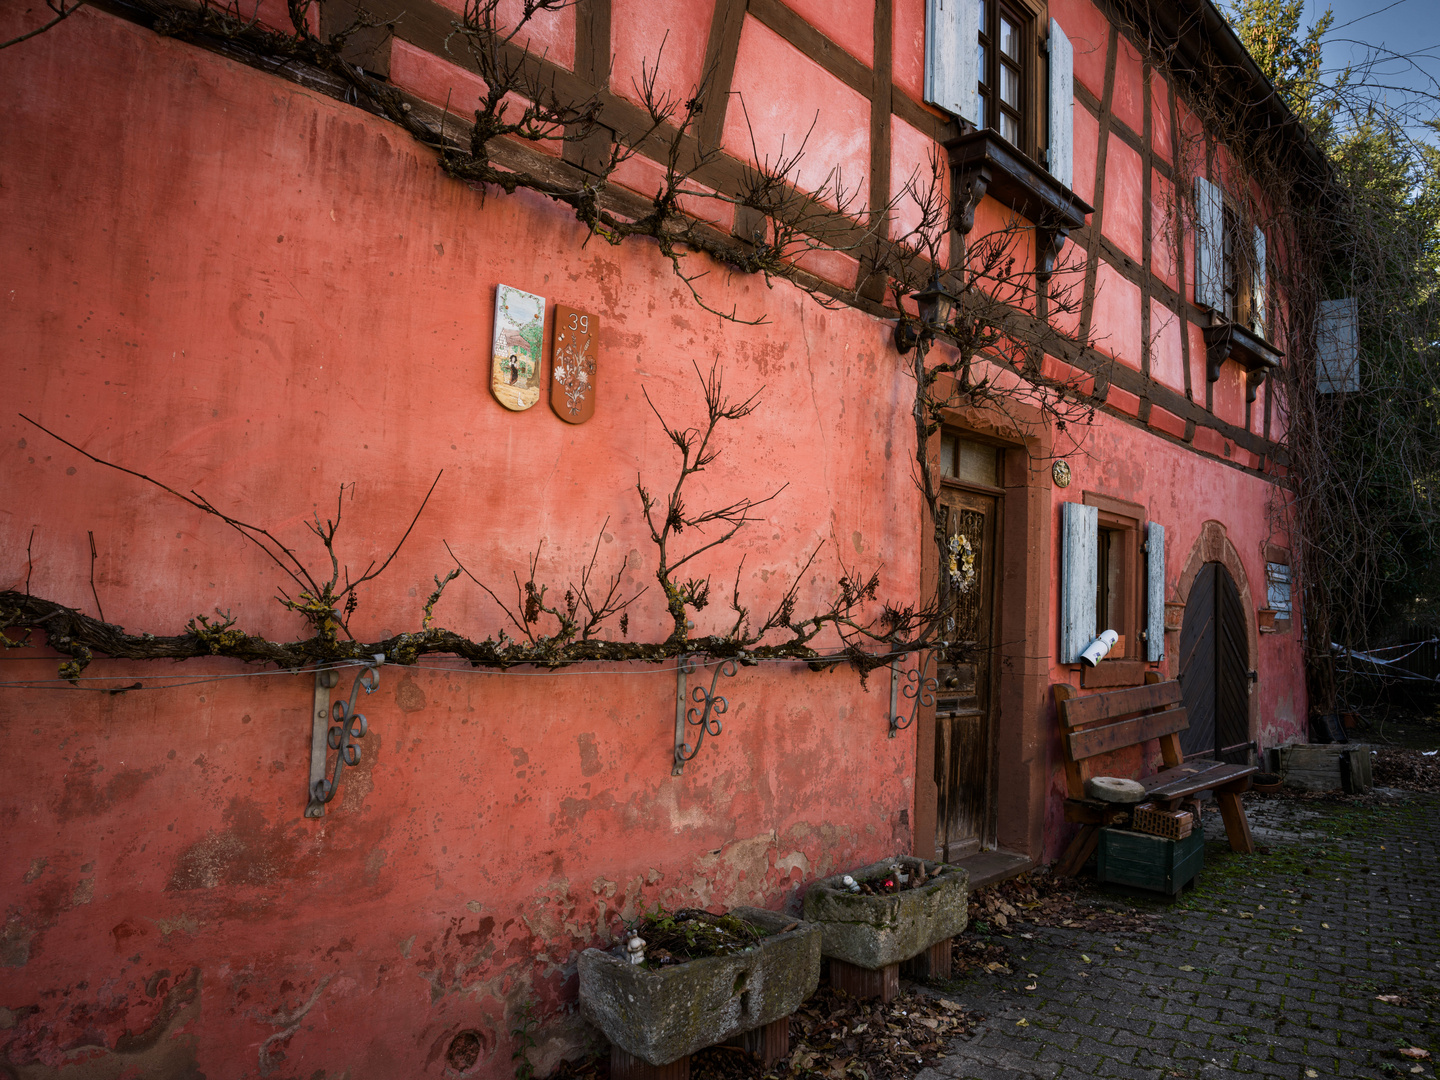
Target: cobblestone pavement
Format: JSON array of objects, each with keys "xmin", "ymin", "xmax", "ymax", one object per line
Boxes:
[{"xmin": 922, "ymin": 792, "xmax": 1440, "ymax": 1080}]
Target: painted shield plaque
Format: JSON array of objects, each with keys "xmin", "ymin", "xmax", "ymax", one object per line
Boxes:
[
  {"xmin": 491, "ymin": 284, "xmax": 546, "ymax": 411},
  {"xmin": 551, "ymin": 306, "xmax": 598, "ymax": 424}
]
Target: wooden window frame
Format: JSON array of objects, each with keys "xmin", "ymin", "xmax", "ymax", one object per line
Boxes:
[
  {"xmin": 1082, "ymin": 492, "xmax": 1144, "ymax": 662},
  {"xmin": 976, "ymin": 0, "xmax": 1048, "ymax": 163},
  {"xmin": 1218, "ymin": 196, "xmax": 1265, "ymax": 333}
]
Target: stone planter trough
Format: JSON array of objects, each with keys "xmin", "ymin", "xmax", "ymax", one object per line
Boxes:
[
  {"xmin": 579, "ymin": 907, "xmax": 820, "ymax": 1080},
  {"xmin": 802, "ymin": 856, "xmax": 969, "ymax": 999}
]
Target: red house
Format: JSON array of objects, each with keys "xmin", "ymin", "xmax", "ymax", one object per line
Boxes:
[{"xmin": 0, "ymin": 0, "xmax": 1310, "ymax": 1074}]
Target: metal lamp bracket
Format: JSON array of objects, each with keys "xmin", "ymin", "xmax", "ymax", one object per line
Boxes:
[
  {"xmin": 672, "ymin": 655, "xmax": 739, "ymax": 775},
  {"xmin": 886, "ymin": 649, "xmax": 938, "ymax": 737},
  {"xmin": 305, "ymin": 654, "xmax": 384, "ymax": 818}
]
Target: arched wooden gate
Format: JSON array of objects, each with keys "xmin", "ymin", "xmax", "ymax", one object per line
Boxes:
[{"xmin": 1178, "ymin": 561, "xmax": 1252, "ymax": 763}]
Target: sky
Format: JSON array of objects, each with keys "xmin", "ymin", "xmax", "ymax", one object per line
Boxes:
[{"xmin": 1300, "ymin": 0, "xmax": 1440, "ymax": 138}]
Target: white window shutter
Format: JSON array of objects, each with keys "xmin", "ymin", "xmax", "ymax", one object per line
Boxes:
[
  {"xmin": 1047, "ymin": 19, "xmax": 1074, "ymax": 188},
  {"xmin": 926, "ymin": 0, "xmax": 980, "ymax": 125},
  {"xmin": 1317, "ymin": 297, "xmax": 1359, "ymax": 393},
  {"xmin": 1265, "ymin": 563, "xmax": 1292, "ymax": 616},
  {"xmin": 1251, "ymin": 224, "xmax": 1267, "ymax": 338},
  {"xmin": 1146, "ymin": 522, "xmax": 1165, "ymax": 662},
  {"xmin": 1194, "ymin": 176, "xmax": 1224, "ymax": 311},
  {"xmin": 1060, "ymin": 502, "xmax": 1098, "ymax": 664}
]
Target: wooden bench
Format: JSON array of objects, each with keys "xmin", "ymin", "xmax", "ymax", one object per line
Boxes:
[{"xmin": 1052, "ymin": 673, "xmax": 1256, "ymax": 877}]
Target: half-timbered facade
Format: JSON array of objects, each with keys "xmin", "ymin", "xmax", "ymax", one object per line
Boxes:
[{"xmin": 1, "ymin": 0, "xmax": 1309, "ymax": 1074}]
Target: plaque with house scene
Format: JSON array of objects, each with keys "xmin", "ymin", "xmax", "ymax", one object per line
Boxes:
[
  {"xmin": 490, "ymin": 284, "xmax": 546, "ymax": 411},
  {"xmin": 551, "ymin": 305, "xmax": 598, "ymax": 424}
]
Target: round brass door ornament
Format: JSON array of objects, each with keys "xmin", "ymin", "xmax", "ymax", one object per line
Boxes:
[{"xmin": 1052, "ymin": 460, "xmax": 1072, "ymax": 488}]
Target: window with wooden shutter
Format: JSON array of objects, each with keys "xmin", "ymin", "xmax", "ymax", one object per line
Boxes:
[
  {"xmin": 1059, "ymin": 501, "xmax": 1097, "ymax": 664},
  {"xmin": 1317, "ymin": 297, "xmax": 1359, "ymax": 393},
  {"xmin": 925, "ymin": 0, "xmax": 980, "ymax": 124},
  {"xmin": 1250, "ymin": 225, "xmax": 1267, "ymax": 338},
  {"xmin": 1265, "ymin": 562, "xmax": 1292, "ymax": 618},
  {"xmin": 1047, "ymin": 18, "xmax": 1073, "ymax": 188},
  {"xmin": 1194, "ymin": 175, "xmax": 1224, "ymax": 311}
]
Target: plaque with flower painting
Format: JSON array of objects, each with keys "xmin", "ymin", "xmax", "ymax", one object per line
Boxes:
[
  {"xmin": 550, "ymin": 305, "xmax": 598, "ymax": 424},
  {"xmin": 490, "ymin": 284, "xmax": 546, "ymax": 411}
]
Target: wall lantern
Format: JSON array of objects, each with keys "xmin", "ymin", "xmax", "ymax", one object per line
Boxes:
[{"xmin": 894, "ymin": 275, "xmax": 961, "ymax": 355}]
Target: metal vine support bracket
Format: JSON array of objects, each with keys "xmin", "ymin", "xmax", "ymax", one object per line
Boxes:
[
  {"xmin": 305, "ymin": 654, "xmax": 384, "ymax": 818},
  {"xmin": 672, "ymin": 655, "xmax": 740, "ymax": 775},
  {"xmin": 886, "ymin": 649, "xmax": 938, "ymax": 737}
]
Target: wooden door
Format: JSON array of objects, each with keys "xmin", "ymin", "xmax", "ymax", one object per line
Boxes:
[
  {"xmin": 933, "ymin": 487, "xmax": 1000, "ymax": 859},
  {"xmin": 1179, "ymin": 562, "xmax": 1251, "ymax": 762}
]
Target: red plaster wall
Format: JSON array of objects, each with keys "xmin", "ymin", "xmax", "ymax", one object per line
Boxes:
[
  {"xmin": 0, "ymin": 0, "xmax": 1314, "ymax": 1072},
  {"xmin": 1150, "ymin": 73, "xmax": 1174, "ymax": 160},
  {"xmin": 610, "ymin": 0, "xmax": 715, "ymax": 108},
  {"xmin": 891, "ymin": 115, "xmax": 948, "ymax": 260},
  {"xmin": 892, "ymin": 0, "xmax": 925, "ymax": 104},
  {"xmin": 1071, "ymin": 102, "xmax": 1099, "ymax": 206},
  {"xmin": 1052, "ymin": 0, "xmax": 1110, "ymax": 102},
  {"xmin": 723, "ymin": 16, "xmax": 871, "ymax": 208},
  {"xmin": 1149, "ymin": 297, "xmax": 1186, "ymax": 395},
  {"xmin": 1101, "ymin": 134, "xmax": 1144, "ymax": 262},
  {"xmin": 1150, "ymin": 168, "xmax": 1179, "ymax": 292},
  {"xmin": 1091, "ymin": 262, "xmax": 1142, "ymax": 369},
  {"xmin": 1109, "ymin": 33, "xmax": 1145, "ymax": 136},
  {"xmin": 0, "ymin": 10, "xmax": 917, "ymax": 1078},
  {"xmin": 780, "ymin": 0, "xmax": 875, "ymax": 66}
]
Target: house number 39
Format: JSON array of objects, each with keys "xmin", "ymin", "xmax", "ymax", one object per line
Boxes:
[{"xmin": 551, "ymin": 304, "xmax": 599, "ymax": 425}]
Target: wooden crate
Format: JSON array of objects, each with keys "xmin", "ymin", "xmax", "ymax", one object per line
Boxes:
[
  {"xmin": 1276, "ymin": 745, "xmax": 1373, "ymax": 793},
  {"xmin": 1096, "ymin": 828, "xmax": 1204, "ymax": 896}
]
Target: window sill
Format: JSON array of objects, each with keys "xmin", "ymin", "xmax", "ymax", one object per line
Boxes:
[
  {"xmin": 944, "ymin": 129, "xmax": 1093, "ymax": 277},
  {"xmin": 1258, "ymin": 608, "xmax": 1292, "ymax": 634},
  {"xmin": 1202, "ymin": 318, "xmax": 1283, "ymax": 401},
  {"xmin": 1080, "ymin": 660, "xmax": 1154, "ymax": 688}
]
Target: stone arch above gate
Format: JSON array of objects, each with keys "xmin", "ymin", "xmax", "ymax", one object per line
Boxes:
[{"xmin": 1174, "ymin": 520, "xmax": 1259, "ymax": 742}]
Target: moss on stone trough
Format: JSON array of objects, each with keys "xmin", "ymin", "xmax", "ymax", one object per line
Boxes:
[
  {"xmin": 578, "ymin": 907, "xmax": 820, "ymax": 1066},
  {"xmin": 802, "ymin": 857, "xmax": 969, "ymax": 969}
]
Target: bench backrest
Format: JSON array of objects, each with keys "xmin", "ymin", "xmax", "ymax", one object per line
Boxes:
[{"xmin": 1053, "ymin": 672, "xmax": 1188, "ymax": 800}]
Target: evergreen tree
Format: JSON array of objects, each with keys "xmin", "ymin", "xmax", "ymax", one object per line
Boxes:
[{"xmin": 1228, "ymin": 0, "xmax": 1440, "ymax": 702}]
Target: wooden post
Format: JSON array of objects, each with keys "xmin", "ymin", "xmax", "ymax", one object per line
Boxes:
[
  {"xmin": 610, "ymin": 1046, "xmax": 690, "ymax": 1080},
  {"xmin": 728, "ymin": 1017, "xmax": 790, "ymax": 1064},
  {"xmin": 829, "ymin": 959, "xmax": 900, "ymax": 1002},
  {"xmin": 901, "ymin": 938, "xmax": 953, "ymax": 980}
]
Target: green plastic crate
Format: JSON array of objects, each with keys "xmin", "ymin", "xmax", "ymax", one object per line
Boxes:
[{"xmin": 1096, "ymin": 827, "xmax": 1204, "ymax": 895}]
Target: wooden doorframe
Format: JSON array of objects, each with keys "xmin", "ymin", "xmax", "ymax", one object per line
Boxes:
[
  {"xmin": 1173, "ymin": 520, "xmax": 1259, "ymax": 748},
  {"xmin": 913, "ymin": 393, "xmax": 1052, "ymax": 862}
]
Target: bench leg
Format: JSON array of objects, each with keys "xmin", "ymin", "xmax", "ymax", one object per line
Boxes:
[
  {"xmin": 1215, "ymin": 786, "xmax": 1255, "ymax": 854},
  {"xmin": 1055, "ymin": 824, "xmax": 1100, "ymax": 877}
]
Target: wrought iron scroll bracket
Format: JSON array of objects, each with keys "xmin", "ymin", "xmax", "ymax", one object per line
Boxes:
[
  {"xmin": 673, "ymin": 656, "xmax": 740, "ymax": 775},
  {"xmin": 886, "ymin": 649, "xmax": 938, "ymax": 738},
  {"xmin": 305, "ymin": 654, "xmax": 384, "ymax": 818}
]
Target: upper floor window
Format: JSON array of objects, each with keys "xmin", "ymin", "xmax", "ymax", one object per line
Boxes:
[
  {"xmin": 922, "ymin": 0, "xmax": 1076, "ymax": 190},
  {"xmin": 978, "ymin": 1, "xmax": 1029, "ymax": 147},
  {"xmin": 1196, "ymin": 175, "xmax": 1269, "ymax": 340}
]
